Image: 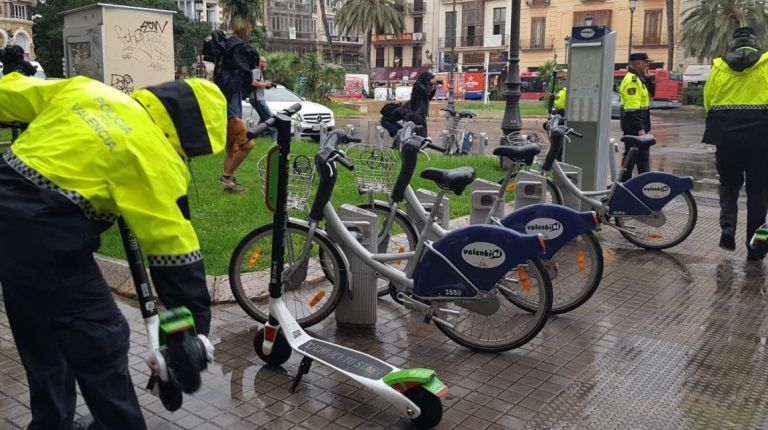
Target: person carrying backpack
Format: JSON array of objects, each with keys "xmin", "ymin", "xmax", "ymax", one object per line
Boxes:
[{"xmin": 380, "ymin": 102, "xmax": 415, "ymax": 138}]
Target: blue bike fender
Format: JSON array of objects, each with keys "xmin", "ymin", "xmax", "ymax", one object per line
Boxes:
[
  {"xmin": 500, "ymin": 204, "xmax": 599, "ymax": 259},
  {"xmin": 412, "ymin": 225, "xmax": 545, "ymax": 298},
  {"xmin": 608, "ymin": 172, "xmax": 693, "ymax": 215}
]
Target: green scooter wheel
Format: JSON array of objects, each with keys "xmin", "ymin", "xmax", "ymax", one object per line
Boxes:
[
  {"xmin": 405, "ymin": 386, "xmax": 443, "ymax": 429},
  {"xmin": 254, "ymin": 328, "xmax": 292, "ymax": 366}
]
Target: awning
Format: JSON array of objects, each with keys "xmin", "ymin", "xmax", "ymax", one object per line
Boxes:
[
  {"xmin": 683, "ymin": 64, "xmax": 711, "ymax": 83},
  {"xmin": 371, "ymin": 66, "xmax": 432, "ymax": 82}
]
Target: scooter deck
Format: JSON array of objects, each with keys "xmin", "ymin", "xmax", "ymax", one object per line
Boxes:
[{"xmin": 298, "ymin": 339, "xmax": 393, "ymax": 380}]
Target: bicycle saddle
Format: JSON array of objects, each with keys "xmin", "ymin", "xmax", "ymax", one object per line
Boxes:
[
  {"xmin": 421, "ymin": 167, "xmax": 476, "ymax": 196},
  {"xmin": 493, "ymin": 144, "xmax": 541, "ymax": 166},
  {"xmin": 440, "ymin": 107, "xmax": 456, "ymax": 114},
  {"xmin": 458, "ymin": 111, "xmax": 477, "ymax": 118},
  {"xmin": 620, "ymin": 134, "xmax": 656, "ymax": 149}
]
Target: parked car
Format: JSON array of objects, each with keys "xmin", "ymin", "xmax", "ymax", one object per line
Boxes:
[
  {"xmin": 611, "ymin": 91, "xmax": 621, "ymax": 119},
  {"xmin": 328, "ymin": 89, "xmax": 364, "ymax": 102},
  {"xmin": 242, "ymin": 84, "xmax": 335, "ymax": 141}
]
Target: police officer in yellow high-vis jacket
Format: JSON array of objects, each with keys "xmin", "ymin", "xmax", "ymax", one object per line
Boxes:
[
  {"xmin": 704, "ymin": 27, "xmax": 768, "ymax": 260},
  {"xmin": 619, "ymin": 52, "xmax": 656, "ymax": 181},
  {"xmin": 0, "ymin": 72, "xmax": 226, "ymax": 429},
  {"xmin": 553, "ymin": 87, "xmax": 567, "ymax": 116}
]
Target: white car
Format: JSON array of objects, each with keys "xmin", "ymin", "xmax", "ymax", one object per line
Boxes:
[
  {"xmin": 242, "ymin": 84, "xmax": 335, "ymax": 141},
  {"xmin": 0, "ymin": 61, "xmax": 46, "ymax": 79}
]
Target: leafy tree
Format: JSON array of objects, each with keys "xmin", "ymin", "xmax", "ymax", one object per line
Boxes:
[
  {"xmin": 218, "ymin": 0, "xmax": 263, "ymax": 41},
  {"xmin": 33, "ymin": 0, "xmax": 210, "ymax": 78},
  {"xmin": 680, "ymin": 0, "xmax": 768, "ymax": 62},
  {"xmin": 264, "ymin": 51, "xmax": 344, "ymax": 103},
  {"xmin": 265, "ymin": 51, "xmax": 302, "ymax": 88},
  {"xmin": 249, "ymin": 26, "xmax": 268, "ymax": 54},
  {"xmin": 334, "ymin": 0, "xmax": 405, "ymax": 71}
]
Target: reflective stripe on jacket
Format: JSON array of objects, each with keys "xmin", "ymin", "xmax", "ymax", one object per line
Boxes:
[{"xmin": 703, "ymin": 50, "xmax": 768, "ymax": 146}]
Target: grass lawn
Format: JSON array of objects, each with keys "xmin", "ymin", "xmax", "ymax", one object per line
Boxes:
[
  {"xmin": 329, "ymin": 102, "xmax": 364, "ymax": 117},
  {"xmin": 97, "ymin": 140, "xmax": 507, "ymax": 275},
  {"xmin": 0, "ymin": 128, "xmax": 12, "ymax": 142},
  {"xmin": 455, "ymin": 100, "xmax": 548, "ymax": 116}
]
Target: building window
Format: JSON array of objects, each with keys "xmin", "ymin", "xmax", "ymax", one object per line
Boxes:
[
  {"xmin": 643, "ymin": 9, "xmax": 662, "ymax": 45},
  {"xmin": 445, "ymin": 11, "xmax": 456, "ymax": 47},
  {"xmin": 573, "ymin": 10, "xmax": 611, "ymax": 27},
  {"xmin": 376, "ymin": 46, "xmax": 385, "ymax": 67},
  {"xmin": 393, "ymin": 46, "xmax": 403, "ymax": 67},
  {"xmin": 530, "ymin": 17, "xmax": 545, "ymax": 49},
  {"xmin": 206, "ymin": 4, "xmax": 217, "ymax": 26},
  {"xmin": 414, "ymin": 17, "xmax": 423, "ymax": 33},
  {"xmin": 413, "ymin": 46, "xmax": 422, "ymax": 67},
  {"xmin": 462, "ymin": 2, "xmax": 483, "ymax": 47},
  {"xmin": 493, "ymin": 7, "xmax": 505, "ymax": 35},
  {"xmin": 12, "ymin": 4, "xmax": 29, "ymax": 20},
  {"xmin": 327, "ymin": 18, "xmax": 335, "ymax": 36},
  {"xmin": 176, "ymin": 0, "xmax": 194, "ymax": 20}
]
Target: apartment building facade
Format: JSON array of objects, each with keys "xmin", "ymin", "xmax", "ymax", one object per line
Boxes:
[
  {"xmin": 437, "ymin": 0, "xmax": 676, "ymax": 75},
  {"xmin": 1, "ymin": 0, "xmax": 35, "ymax": 59},
  {"xmin": 370, "ymin": 0, "xmax": 435, "ymax": 69}
]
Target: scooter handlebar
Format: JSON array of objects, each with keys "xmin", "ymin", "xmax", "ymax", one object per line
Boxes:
[
  {"xmin": 283, "ymin": 103, "xmax": 303, "ymax": 116},
  {"xmin": 346, "ymin": 136, "xmax": 362, "ymax": 143},
  {"xmin": 334, "ymin": 151, "xmax": 355, "ymax": 171}
]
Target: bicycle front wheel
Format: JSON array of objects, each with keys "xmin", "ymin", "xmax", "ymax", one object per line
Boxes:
[
  {"xmin": 616, "ymin": 190, "xmax": 697, "ymax": 250},
  {"xmin": 357, "ymin": 202, "xmax": 419, "ymax": 296},
  {"xmin": 508, "ymin": 232, "xmax": 603, "ymax": 315},
  {"xmin": 433, "ymin": 258, "xmax": 553, "ymax": 353},
  {"xmin": 229, "ymin": 221, "xmax": 347, "ymax": 328}
]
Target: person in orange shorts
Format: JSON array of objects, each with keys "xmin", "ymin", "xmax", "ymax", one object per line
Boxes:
[{"xmin": 220, "ymin": 89, "xmax": 254, "ymax": 192}]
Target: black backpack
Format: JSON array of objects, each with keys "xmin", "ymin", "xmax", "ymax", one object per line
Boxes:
[
  {"xmin": 380, "ymin": 102, "xmax": 402, "ymax": 118},
  {"xmin": 205, "ymin": 31, "xmax": 260, "ymax": 101}
]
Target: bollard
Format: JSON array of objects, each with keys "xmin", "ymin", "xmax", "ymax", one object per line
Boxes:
[
  {"xmin": 407, "ymin": 189, "xmax": 450, "ymax": 240},
  {"xmin": 479, "ymin": 132, "xmax": 488, "ymax": 156},
  {"xmin": 556, "ymin": 162, "xmax": 583, "ymax": 211},
  {"xmin": 332, "ymin": 205, "xmax": 378, "ymax": 328},
  {"xmin": 470, "ymin": 178, "xmax": 504, "ymax": 224},
  {"xmin": 512, "ymin": 171, "xmax": 547, "ymax": 210},
  {"xmin": 376, "ymin": 125, "xmax": 386, "ymax": 149}
]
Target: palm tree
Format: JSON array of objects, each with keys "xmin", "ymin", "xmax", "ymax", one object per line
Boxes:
[
  {"xmin": 318, "ymin": 0, "xmax": 334, "ymax": 62},
  {"xmin": 218, "ymin": 0, "xmax": 264, "ymax": 41},
  {"xmin": 335, "ymin": 0, "xmax": 405, "ymax": 71},
  {"xmin": 298, "ymin": 53, "xmax": 345, "ymax": 102},
  {"xmin": 680, "ymin": 0, "xmax": 768, "ymax": 62}
]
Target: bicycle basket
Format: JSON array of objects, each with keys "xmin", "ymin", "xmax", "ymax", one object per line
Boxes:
[
  {"xmin": 345, "ymin": 145, "xmax": 399, "ymax": 195},
  {"xmin": 256, "ymin": 153, "xmax": 315, "ymax": 212}
]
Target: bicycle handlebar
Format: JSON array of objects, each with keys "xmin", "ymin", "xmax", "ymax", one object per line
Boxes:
[{"xmin": 246, "ymin": 103, "xmax": 303, "ymax": 139}]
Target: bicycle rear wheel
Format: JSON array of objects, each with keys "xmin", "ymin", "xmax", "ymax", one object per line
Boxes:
[
  {"xmin": 357, "ymin": 202, "xmax": 419, "ymax": 296},
  {"xmin": 616, "ymin": 190, "xmax": 697, "ymax": 250},
  {"xmin": 507, "ymin": 232, "xmax": 603, "ymax": 315},
  {"xmin": 432, "ymin": 258, "xmax": 553, "ymax": 353},
  {"xmin": 229, "ymin": 221, "xmax": 347, "ymax": 328}
]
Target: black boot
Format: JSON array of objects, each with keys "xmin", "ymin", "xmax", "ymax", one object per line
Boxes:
[{"xmin": 719, "ymin": 232, "xmax": 736, "ymax": 251}]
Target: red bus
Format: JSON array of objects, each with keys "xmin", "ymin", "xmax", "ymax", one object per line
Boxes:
[{"xmin": 520, "ymin": 71, "xmax": 566, "ymax": 100}]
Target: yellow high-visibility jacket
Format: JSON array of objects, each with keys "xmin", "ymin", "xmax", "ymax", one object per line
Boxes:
[
  {"xmin": 703, "ymin": 48, "xmax": 768, "ymax": 146},
  {"xmin": 553, "ymin": 87, "xmax": 567, "ymax": 111},
  {"xmin": 0, "ymin": 73, "xmax": 226, "ymax": 333},
  {"xmin": 619, "ymin": 71, "xmax": 652, "ymax": 134}
]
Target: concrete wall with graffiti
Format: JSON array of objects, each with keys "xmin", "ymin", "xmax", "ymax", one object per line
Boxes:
[{"xmin": 63, "ymin": 4, "xmax": 175, "ymax": 94}]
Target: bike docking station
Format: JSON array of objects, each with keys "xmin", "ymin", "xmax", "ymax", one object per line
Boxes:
[
  {"xmin": 250, "ymin": 105, "xmax": 447, "ymax": 429},
  {"xmin": 406, "ymin": 188, "xmax": 450, "ymax": 239},
  {"xmin": 330, "ymin": 204, "xmax": 378, "ymax": 328},
  {"xmin": 470, "ymin": 178, "xmax": 506, "ymax": 224},
  {"xmin": 562, "ymin": 24, "xmax": 616, "ymax": 205}
]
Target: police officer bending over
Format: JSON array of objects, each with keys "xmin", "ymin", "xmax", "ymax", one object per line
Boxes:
[
  {"xmin": 0, "ymin": 73, "xmax": 226, "ymax": 429},
  {"xmin": 703, "ymin": 27, "xmax": 768, "ymax": 261},
  {"xmin": 619, "ymin": 52, "xmax": 656, "ymax": 181}
]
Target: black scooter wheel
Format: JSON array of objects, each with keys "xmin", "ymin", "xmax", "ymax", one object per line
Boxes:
[
  {"xmin": 254, "ymin": 328, "xmax": 292, "ymax": 366},
  {"xmin": 405, "ymin": 386, "xmax": 443, "ymax": 429},
  {"xmin": 167, "ymin": 332, "xmax": 206, "ymax": 394},
  {"xmin": 158, "ymin": 367, "xmax": 184, "ymax": 412}
]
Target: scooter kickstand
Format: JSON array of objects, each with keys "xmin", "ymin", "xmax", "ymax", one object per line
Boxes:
[{"xmin": 291, "ymin": 357, "xmax": 314, "ymax": 393}]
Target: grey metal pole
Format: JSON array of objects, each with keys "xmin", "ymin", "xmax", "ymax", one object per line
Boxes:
[
  {"xmin": 500, "ymin": 0, "xmax": 522, "ymax": 139},
  {"xmin": 628, "ymin": 7, "xmax": 635, "ymax": 63},
  {"xmin": 447, "ymin": 0, "xmax": 457, "ymax": 109}
]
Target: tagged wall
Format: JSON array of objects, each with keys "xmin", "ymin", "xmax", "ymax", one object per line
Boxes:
[{"xmin": 63, "ymin": 4, "xmax": 175, "ymax": 94}]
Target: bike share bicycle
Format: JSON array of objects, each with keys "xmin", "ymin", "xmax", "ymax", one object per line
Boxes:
[
  {"xmin": 440, "ymin": 106, "xmax": 477, "ymax": 155},
  {"xmin": 229, "ymin": 114, "xmax": 554, "ymax": 354},
  {"xmin": 352, "ymin": 122, "xmax": 604, "ymax": 315},
  {"xmin": 537, "ymin": 114, "xmax": 698, "ymax": 249},
  {"xmin": 231, "ymin": 104, "xmax": 447, "ymax": 428}
]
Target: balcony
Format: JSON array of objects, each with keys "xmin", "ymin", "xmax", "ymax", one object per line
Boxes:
[
  {"xmin": 269, "ymin": 30, "xmax": 316, "ymax": 40},
  {"xmin": 525, "ymin": 0, "xmax": 549, "ymax": 5},
  {"xmin": 268, "ymin": 0, "xmax": 314, "ymax": 13},
  {"xmin": 520, "ymin": 38, "xmax": 552, "ymax": 50},
  {"xmin": 328, "ymin": 35, "xmax": 364, "ymax": 44},
  {"xmin": 412, "ymin": 0, "xmax": 425, "ymax": 14},
  {"xmin": 371, "ymin": 32, "xmax": 427, "ymax": 45},
  {"xmin": 440, "ymin": 34, "xmax": 508, "ymax": 49}
]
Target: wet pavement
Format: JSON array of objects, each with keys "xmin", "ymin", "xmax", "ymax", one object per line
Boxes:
[{"xmin": 3, "ymin": 200, "xmax": 768, "ymax": 429}]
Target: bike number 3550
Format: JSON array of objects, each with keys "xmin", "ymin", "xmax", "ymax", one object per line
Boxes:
[{"xmin": 444, "ymin": 289, "xmax": 463, "ymax": 296}]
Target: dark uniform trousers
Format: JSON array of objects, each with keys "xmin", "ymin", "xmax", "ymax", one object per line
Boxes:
[
  {"xmin": 715, "ymin": 143, "xmax": 768, "ymax": 247},
  {"xmin": 0, "ymin": 158, "xmax": 146, "ymax": 430}
]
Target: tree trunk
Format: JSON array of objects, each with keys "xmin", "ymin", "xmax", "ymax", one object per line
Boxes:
[
  {"xmin": 666, "ymin": 0, "xmax": 675, "ymax": 70},
  {"xmin": 318, "ymin": 0, "xmax": 334, "ymax": 63},
  {"xmin": 366, "ymin": 28, "xmax": 373, "ymax": 73}
]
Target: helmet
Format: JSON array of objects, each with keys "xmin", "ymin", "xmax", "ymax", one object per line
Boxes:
[{"xmin": 131, "ymin": 79, "xmax": 226, "ymax": 158}]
